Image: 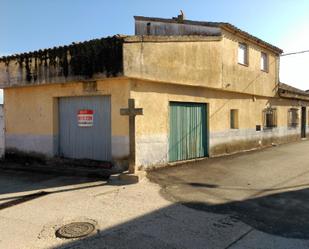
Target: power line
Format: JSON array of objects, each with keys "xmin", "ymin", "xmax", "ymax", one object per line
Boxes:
[{"xmin": 281, "ymin": 50, "xmax": 309, "ymax": 56}]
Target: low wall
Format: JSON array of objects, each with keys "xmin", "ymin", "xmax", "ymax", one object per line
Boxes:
[
  {"xmin": 0, "ymin": 105, "xmax": 4, "ymax": 158},
  {"xmin": 136, "ymin": 128, "xmax": 305, "ymax": 169},
  {"xmin": 209, "ymin": 126, "xmax": 305, "ymax": 156}
]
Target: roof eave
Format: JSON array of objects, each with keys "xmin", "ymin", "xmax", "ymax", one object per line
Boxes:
[
  {"xmin": 278, "ymin": 83, "xmax": 309, "ymax": 101},
  {"xmin": 219, "ymin": 24, "xmax": 283, "ymax": 54}
]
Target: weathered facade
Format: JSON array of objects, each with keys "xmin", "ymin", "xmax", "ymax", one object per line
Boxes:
[{"xmin": 0, "ymin": 15, "xmax": 308, "ymax": 170}]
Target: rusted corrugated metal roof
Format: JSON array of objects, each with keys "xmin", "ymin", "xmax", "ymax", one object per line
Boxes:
[{"xmin": 134, "ymin": 16, "xmax": 283, "ymax": 54}]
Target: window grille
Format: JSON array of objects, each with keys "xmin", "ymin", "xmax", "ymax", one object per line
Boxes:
[
  {"xmin": 263, "ymin": 107, "xmax": 277, "ymax": 129},
  {"xmin": 288, "ymin": 108, "xmax": 299, "ymax": 128}
]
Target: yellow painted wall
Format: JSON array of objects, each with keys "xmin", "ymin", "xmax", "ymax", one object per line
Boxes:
[
  {"xmin": 131, "ymin": 79, "xmax": 309, "ymax": 166},
  {"xmin": 123, "ymin": 38, "xmax": 222, "ymax": 90},
  {"xmin": 221, "ymin": 30, "xmax": 279, "ymax": 97},
  {"xmin": 123, "ymin": 34, "xmax": 279, "ymax": 98},
  {"xmin": 3, "ymin": 76, "xmax": 308, "ymax": 166},
  {"xmin": 131, "ymin": 79, "xmax": 284, "ymax": 135},
  {"xmin": 4, "ymin": 78, "xmax": 130, "ymax": 137}
]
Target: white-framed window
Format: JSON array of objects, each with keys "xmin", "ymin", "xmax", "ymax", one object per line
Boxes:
[
  {"xmin": 230, "ymin": 109, "xmax": 239, "ymax": 129},
  {"xmin": 238, "ymin": 43, "xmax": 248, "ymax": 65},
  {"xmin": 288, "ymin": 108, "xmax": 299, "ymax": 128},
  {"xmin": 261, "ymin": 52, "xmax": 268, "ymax": 72}
]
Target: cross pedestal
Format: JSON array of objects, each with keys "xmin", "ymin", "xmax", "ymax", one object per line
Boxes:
[{"xmin": 120, "ymin": 99, "xmax": 143, "ymax": 174}]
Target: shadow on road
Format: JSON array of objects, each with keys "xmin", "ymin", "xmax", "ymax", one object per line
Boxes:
[
  {"xmin": 183, "ymin": 187, "xmax": 309, "ymax": 239},
  {"xmin": 0, "ymin": 169, "xmax": 129, "ymax": 210},
  {"xmin": 46, "ymin": 187, "xmax": 309, "ymax": 249},
  {"xmin": 0, "ymin": 169, "xmax": 104, "ymax": 196}
]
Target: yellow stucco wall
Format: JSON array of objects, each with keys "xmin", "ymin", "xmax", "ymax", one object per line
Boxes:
[
  {"xmin": 7, "ymin": 78, "xmax": 291, "ymax": 137},
  {"xmin": 3, "ymin": 76, "xmax": 308, "ymax": 167},
  {"xmin": 131, "ymin": 80, "xmax": 287, "ymax": 135},
  {"xmin": 123, "ymin": 34, "xmax": 279, "ymax": 98},
  {"xmin": 130, "ymin": 79, "xmax": 309, "ymax": 167},
  {"xmin": 0, "ymin": 33, "xmax": 302, "ymax": 167},
  {"xmin": 5, "ymin": 78, "xmax": 130, "ymax": 136},
  {"xmin": 4, "ymin": 78, "xmax": 131, "ymax": 158},
  {"xmin": 221, "ymin": 31, "xmax": 279, "ymax": 97},
  {"xmin": 123, "ymin": 38, "xmax": 222, "ymax": 90}
]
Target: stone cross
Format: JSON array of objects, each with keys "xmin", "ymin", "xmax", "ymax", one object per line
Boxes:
[{"xmin": 120, "ymin": 99, "xmax": 143, "ymax": 173}]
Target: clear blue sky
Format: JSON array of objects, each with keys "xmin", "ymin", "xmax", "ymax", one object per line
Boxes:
[
  {"xmin": 1, "ymin": 0, "xmax": 309, "ymax": 54},
  {"xmin": 0, "ymin": 0, "xmax": 309, "ymax": 98}
]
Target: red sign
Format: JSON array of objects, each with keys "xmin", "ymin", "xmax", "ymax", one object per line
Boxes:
[{"xmin": 77, "ymin": 109, "xmax": 94, "ymax": 127}]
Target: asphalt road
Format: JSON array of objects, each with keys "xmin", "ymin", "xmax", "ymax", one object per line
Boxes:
[
  {"xmin": 0, "ymin": 140, "xmax": 309, "ymax": 249},
  {"xmin": 149, "ymin": 140, "xmax": 309, "ymax": 246}
]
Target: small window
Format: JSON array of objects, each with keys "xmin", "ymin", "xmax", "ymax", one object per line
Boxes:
[
  {"xmin": 263, "ymin": 107, "xmax": 277, "ymax": 129},
  {"xmin": 288, "ymin": 108, "xmax": 299, "ymax": 128},
  {"xmin": 146, "ymin": 22, "xmax": 151, "ymax": 35},
  {"xmin": 261, "ymin": 52, "xmax": 268, "ymax": 72},
  {"xmin": 230, "ymin": 109, "xmax": 239, "ymax": 129},
  {"xmin": 238, "ymin": 43, "xmax": 248, "ymax": 65}
]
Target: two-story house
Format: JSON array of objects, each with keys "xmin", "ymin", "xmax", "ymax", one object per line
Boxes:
[{"xmin": 0, "ymin": 15, "xmax": 308, "ymax": 171}]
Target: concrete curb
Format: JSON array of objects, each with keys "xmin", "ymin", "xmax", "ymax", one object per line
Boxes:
[{"xmin": 109, "ymin": 171, "xmax": 146, "ymax": 184}]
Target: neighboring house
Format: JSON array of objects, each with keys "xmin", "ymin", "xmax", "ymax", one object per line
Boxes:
[{"xmin": 0, "ymin": 15, "xmax": 308, "ymax": 170}]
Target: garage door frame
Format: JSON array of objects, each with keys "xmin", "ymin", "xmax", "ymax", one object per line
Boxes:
[
  {"xmin": 168, "ymin": 101, "xmax": 209, "ymax": 162},
  {"xmin": 58, "ymin": 95, "xmax": 112, "ymax": 161}
]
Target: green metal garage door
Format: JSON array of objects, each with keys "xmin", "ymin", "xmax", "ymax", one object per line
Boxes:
[{"xmin": 169, "ymin": 102, "xmax": 208, "ymax": 162}]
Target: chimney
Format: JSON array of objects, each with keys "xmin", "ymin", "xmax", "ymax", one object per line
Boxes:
[{"xmin": 173, "ymin": 10, "xmax": 185, "ymax": 23}]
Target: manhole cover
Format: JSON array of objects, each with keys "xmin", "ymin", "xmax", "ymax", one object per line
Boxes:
[{"xmin": 56, "ymin": 222, "xmax": 95, "ymax": 239}]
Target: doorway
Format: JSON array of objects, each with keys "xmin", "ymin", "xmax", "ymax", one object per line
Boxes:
[
  {"xmin": 169, "ymin": 102, "xmax": 208, "ymax": 162},
  {"xmin": 59, "ymin": 96, "xmax": 112, "ymax": 161},
  {"xmin": 301, "ymin": 106, "xmax": 306, "ymax": 138}
]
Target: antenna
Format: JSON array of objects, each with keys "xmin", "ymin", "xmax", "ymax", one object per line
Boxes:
[{"xmin": 179, "ymin": 10, "xmax": 185, "ymax": 21}]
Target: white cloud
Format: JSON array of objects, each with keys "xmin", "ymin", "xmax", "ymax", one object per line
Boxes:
[{"xmin": 279, "ymin": 24, "xmax": 309, "ymax": 90}]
